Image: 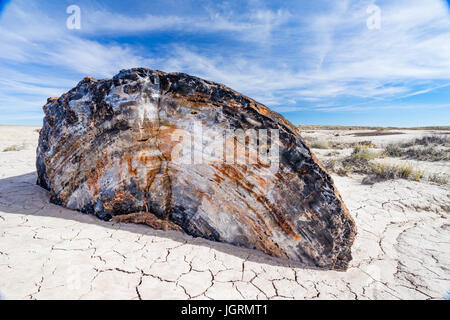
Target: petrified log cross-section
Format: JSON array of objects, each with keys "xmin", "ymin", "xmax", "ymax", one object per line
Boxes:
[{"xmin": 36, "ymin": 68, "xmax": 356, "ymax": 270}]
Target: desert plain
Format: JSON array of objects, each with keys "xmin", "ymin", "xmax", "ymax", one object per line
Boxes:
[{"xmin": 0, "ymin": 125, "xmax": 449, "ymax": 299}]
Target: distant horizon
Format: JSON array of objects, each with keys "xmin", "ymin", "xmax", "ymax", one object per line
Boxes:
[
  {"xmin": 2, "ymin": 121, "xmax": 449, "ymax": 129},
  {"xmin": 1, "ymin": 0, "xmax": 450, "ymax": 127}
]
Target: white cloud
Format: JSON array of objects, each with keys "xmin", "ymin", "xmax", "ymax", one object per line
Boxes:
[
  {"xmin": 43, "ymin": 38, "xmax": 154, "ymax": 78},
  {"xmin": 0, "ymin": 1, "xmax": 153, "ymax": 77},
  {"xmin": 81, "ymin": 7, "xmax": 291, "ymax": 44},
  {"xmin": 0, "ymin": 0, "xmax": 449, "ymax": 123},
  {"xmin": 0, "ymin": 0, "xmax": 160, "ymax": 115},
  {"xmin": 145, "ymin": 0, "xmax": 450, "ymax": 106}
]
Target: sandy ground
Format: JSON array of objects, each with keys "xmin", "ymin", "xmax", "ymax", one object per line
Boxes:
[{"xmin": 0, "ymin": 125, "xmax": 449, "ymax": 300}]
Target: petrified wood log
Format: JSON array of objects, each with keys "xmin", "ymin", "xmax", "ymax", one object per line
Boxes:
[{"xmin": 36, "ymin": 68, "xmax": 356, "ymax": 270}]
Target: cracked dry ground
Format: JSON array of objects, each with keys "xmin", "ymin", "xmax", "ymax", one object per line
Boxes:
[{"xmin": 0, "ymin": 128, "xmax": 449, "ymax": 299}]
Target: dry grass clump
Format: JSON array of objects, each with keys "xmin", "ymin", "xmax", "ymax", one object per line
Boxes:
[
  {"xmin": 330, "ymin": 140, "xmax": 378, "ymax": 151},
  {"xmin": 326, "ymin": 140, "xmax": 377, "ymax": 150},
  {"xmin": 305, "ymin": 137, "xmax": 350, "ymax": 150},
  {"xmin": 348, "ymin": 145, "xmax": 379, "ymax": 161},
  {"xmin": 366, "ymin": 163, "xmax": 448, "ymax": 185},
  {"xmin": 323, "ymin": 158, "xmax": 351, "ymax": 176},
  {"xmin": 324, "ymin": 145, "xmax": 380, "ymax": 176},
  {"xmin": 310, "ymin": 140, "xmax": 330, "ymax": 149},
  {"xmin": 2, "ymin": 144, "xmax": 26, "ymax": 152},
  {"xmin": 325, "ymin": 141, "xmax": 346, "ymax": 149},
  {"xmin": 369, "ymin": 162, "xmax": 425, "ymax": 181},
  {"xmin": 305, "ymin": 136, "xmax": 378, "ymax": 150},
  {"xmin": 341, "ymin": 145, "xmax": 381, "ymax": 174},
  {"xmin": 302, "ymin": 136, "xmax": 326, "ymax": 149},
  {"xmin": 352, "ymin": 140, "xmax": 377, "ymax": 148},
  {"xmin": 428, "ymin": 173, "xmax": 449, "ymax": 185},
  {"xmin": 325, "ymin": 151, "xmax": 340, "ymax": 157}
]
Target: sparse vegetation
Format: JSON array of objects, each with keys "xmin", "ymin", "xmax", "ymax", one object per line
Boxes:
[
  {"xmin": 297, "ymin": 125, "xmax": 450, "ymax": 131},
  {"xmin": 325, "ymin": 152, "xmax": 449, "ymax": 185},
  {"xmin": 311, "ymin": 132, "xmax": 449, "ymax": 185},
  {"xmin": 383, "ymin": 135, "xmax": 450, "ymax": 161},
  {"xmin": 324, "ymin": 145, "xmax": 380, "ymax": 176},
  {"xmin": 352, "ymin": 131, "xmax": 404, "ymax": 137},
  {"xmin": 323, "ymin": 158, "xmax": 350, "ymax": 176},
  {"xmin": 2, "ymin": 144, "xmax": 26, "ymax": 152},
  {"xmin": 365, "ymin": 163, "xmax": 450, "ymax": 185},
  {"xmin": 322, "ymin": 144, "xmax": 449, "ymax": 185},
  {"xmin": 325, "ymin": 151, "xmax": 340, "ymax": 157},
  {"xmin": 406, "ymin": 147, "xmax": 449, "ymax": 161},
  {"xmin": 348, "ymin": 145, "xmax": 379, "ymax": 162},
  {"xmin": 307, "ymin": 139, "xmax": 377, "ymax": 150},
  {"xmin": 298, "ymin": 125, "xmax": 388, "ymax": 131},
  {"xmin": 369, "ymin": 162, "xmax": 425, "ymax": 182},
  {"xmin": 414, "ymin": 135, "xmax": 450, "ymax": 146},
  {"xmin": 428, "ymin": 173, "xmax": 449, "ymax": 185},
  {"xmin": 304, "ymin": 136, "xmax": 335, "ymax": 149},
  {"xmin": 341, "ymin": 145, "xmax": 380, "ymax": 174},
  {"xmin": 353, "ymin": 140, "xmax": 377, "ymax": 148},
  {"xmin": 310, "ymin": 141, "xmax": 330, "ymax": 149},
  {"xmin": 383, "ymin": 144, "xmax": 403, "ymax": 157}
]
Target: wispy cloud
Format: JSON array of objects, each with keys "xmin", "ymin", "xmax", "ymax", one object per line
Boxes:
[
  {"xmin": 0, "ymin": 0, "xmax": 449, "ymax": 126},
  {"xmin": 82, "ymin": 8, "xmax": 291, "ymax": 44}
]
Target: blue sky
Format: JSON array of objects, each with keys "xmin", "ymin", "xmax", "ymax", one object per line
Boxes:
[{"xmin": 0, "ymin": 0, "xmax": 449, "ymax": 126}]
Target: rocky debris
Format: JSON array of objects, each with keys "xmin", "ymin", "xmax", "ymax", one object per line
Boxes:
[{"xmin": 36, "ymin": 68, "xmax": 356, "ymax": 270}]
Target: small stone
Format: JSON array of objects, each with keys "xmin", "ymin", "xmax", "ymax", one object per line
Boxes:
[{"xmin": 362, "ymin": 176, "xmax": 379, "ymax": 185}]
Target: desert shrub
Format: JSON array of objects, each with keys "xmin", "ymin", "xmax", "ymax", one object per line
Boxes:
[
  {"xmin": 351, "ymin": 140, "xmax": 377, "ymax": 148},
  {"xmin": 413, "ymin": 168, "xmax": 426, "ymax": 181},
  {"xmin": 325, "ymin": 151, "xmax": 340, "ymax": 157},
  {"xmin": 309, "ymin": 140, "xmax": 330, "ymax": 149},
  {"xmin": 384, "ymin": 144, "xmax": 404, "ymax": 157},
  {"xmin": 325, "ymin": 146, "xmax": 380, "ymax": 176},
  {"xmin": 368, "ymin": 162, "xmax": 424, "ymax": 181},
  {"xmin": 325, "ymin": 140, "xmax": 377, "ymax": 150},
  {"xmin": 404, "ymin": 147, "xmax": 449, "ymax": 161},
  {"xmin": 2, "ymin": 144, "xmax": 25, "ymax": 152},
  {"xmin": 384, "ymin": 144, "xmax": 449, "ymax": 161},
  {"xmin": 428, "ymin": 173, "xmax": 449, "ymax": 185},
  {"xmin": 413, "ymin": 135, "xmax": 450, "ymax": 146},
  {"xmin": 347, "ymin": 145, "xmax": 379, "ymax": 162},
  {"xmin": 328, "ymin": 142, "xmax": 346, "ymax": 149},
  {"xmin": 323, "ymin": 159, "xmax": 350, "ymax": 176},
  {"xmin": 384, "ymin": 135, "xmax": 449, "ymax": 158}
]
